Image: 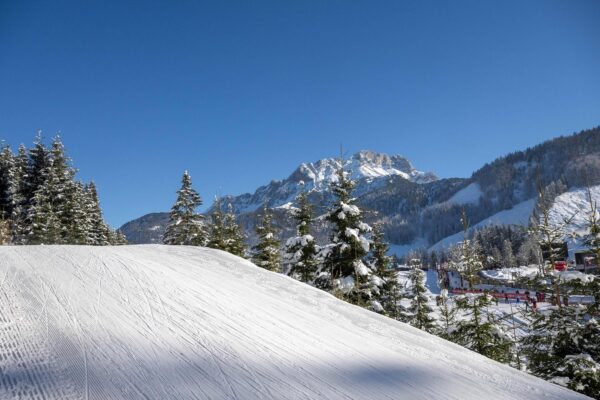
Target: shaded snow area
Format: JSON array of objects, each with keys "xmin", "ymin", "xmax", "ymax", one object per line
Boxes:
[
  {"xmin": 0, "ymin": 246, "xmax": 586, "ymax": 399},
  {"xmin": 430, "ymin": 198, "xmax": 536, "ymax": 250}
]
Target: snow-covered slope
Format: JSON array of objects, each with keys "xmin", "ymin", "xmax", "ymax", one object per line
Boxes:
[
  {"xmin": 0, "ymin": 246, "xmax": 585, "ymax": 399},
  {"xmin": 548, "ymin": 184, "xmax": 600, "ymax": 249},
  {"xmin": 430, "ymin": 198, "xmax": 536, "ymax": 250}
]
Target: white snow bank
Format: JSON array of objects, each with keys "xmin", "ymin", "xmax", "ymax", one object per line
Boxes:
[{"xmin": 0, "ymin": 245, "xmax": 586, "ymax": 400}]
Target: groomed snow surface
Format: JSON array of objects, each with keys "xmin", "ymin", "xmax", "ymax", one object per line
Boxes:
[{"xmin": 0, "ymin": 246, "xmax": 587, "ymax": 399}]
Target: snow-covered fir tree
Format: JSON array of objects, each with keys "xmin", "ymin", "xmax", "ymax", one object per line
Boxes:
[
  {"xmin": 284, "ymin": 190, "xmax": 319, "ymax": 283},
  {"xmin": 27, "ymin": 136, "xmax": 80, "ymax": 244},
  {"xmin": 501, "ymin": 239, "xmax": 517, "ymax": 268},
  {"xmin": 522, "ymin": 304, "xmax": 600, "ymax": 398},
  {"xmin": 163, "ymin": 171, "xmax": 207, "ymax": 246},
  {"xmin": 10, "ymin": 144, "xmax": 29, "ymax": 242},
  {"xmin": 454, "ymin": 293, "xmax": 513, "ymax": 364},
  {"xmin": 109, "ymin": 229, "xmax": 129, "ymax": 245},
  {"xmin": 529, "ymin": 184, "xmax": 575, "ymax": 309},
  {"xmin": 401, "ymin": 267, "xmax": 435, "ymax": 332},
  {"xmin": 223, "ymin": 202, "xmax": 246, "ymax": 257},
  {"xmin": 0, "ymin": 135, "xmax": 115, "ymax": 245},
  {"xmin": 368, "ymin": 223, "xmax": 400, "ymax": 317},
  {"xmin": 448, "ymin": 210, "xmax": 483, "ymax": 289},
  {"xmin": 0, "ymin": 144, "xmax": 15, "ymax": 221},
  {"xmin": 0, "ymin": 215, "xmax": 10, "ymax": 244},
  {"xmin": 581, "ymin": 184, "xmax": 600, "ymax": 269},
  {"xmin": 84, "ymin": 182, "xmax": 111, "ymax": 245},
  {"xmin": 252, "ymin": 205, "xmax": 281, "ymax": 272},
  {"xmin": 317, "ymin": 161, "xmax": 373, "ymax": 307},
  {"xmin": 21, "ymin": 134, "xmax": 51, "ymax": 242},
  {"xmin": 207, "ymin": 197, "xmax": 227, "ymax": 250},
  {"xmin": 436, "ymin": 289, "xmax": 458, "ymax": 340}
]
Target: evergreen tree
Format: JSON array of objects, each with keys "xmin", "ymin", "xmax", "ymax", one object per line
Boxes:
[
  {"xmin": 437, "ymin": 289, "xmax": 458, "ymax": 340},
  {"xmin": 109, "ymin": 229, "xmax": 129, "ymax": 245},
  {"xmin": 0, "ymin": 144, "xmax": 15, "ymax": 220},
  {"xmin": 47, "ymin": 137, "xmax": 79, "ymax": 243},
  {"xmin": 369, "ymin": 223, "xmax": 400, "ymax": 317},
  {"xmin": 317, "ymin": 160, "xmax": 372, "ymax": 307},
  {"xmin": 223, "ymin": 202, "xmax": 246, "ymax": 257},
  {"xmin": 284, "ymin": 191, "xmax": 319, "ymax": 283},
  {"xmin": 501, "ymin": 239, "xmax": 517, "ymax": 268},
  {"xmin": 517, "ymin": 235, "xmax": 542, "ymax": 266},
  {"xmin": 163, "ymin": 171, "xmax": 207, "ymax": 246},
  {"xmin": 581, "ymin": 184, "xmax": 600, "ymax": 270},
  {"xmin": 448, "ymin": 210, "xmax": 483, "ymax": 289},
  {"xmin": 529, "ymin": 184, "xmax": 575, "ymax": 309},
  {"xmin": 68, "ymin": 181, "xmax": 91, "ymax": 244},
  {"xmin": 0, "ymin": 215, "xmax": 10, "ymax": 244},
  {"xmin": 21, "ymin": 134, "xmax": 51, "ymax": 243},
  {"xmin": 454, "ymin": 293, "xmax": 513, "ymax": 363},
  {"xmin": 522, "ymin": 305, "xmax": 600, "ymax": 398},
  {"xmin": 84, "ymin": 182, "xmax": 110, "ymax": 245},
  {"xmin": 10, "ymin": 145, "xmax": 29, "ymax": 243},
  {"xmin": 26, "ymin": 136, "xmax": 80, "ymax": 244},
  {"xmin": 252, "ymin": 206, "xmax": 281, "ymax": 272},
  {"xmin": 207, "ymin": 197, "xmax": 227, "ymax": 250},
  {"xmin": 402, "ymin": 267, "xmax": 435, "ymax": 332}
]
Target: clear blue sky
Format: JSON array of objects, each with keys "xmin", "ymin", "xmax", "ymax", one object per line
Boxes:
[{"xmin": 1, "ymin": 0, "xmax": 599, "ymax": 227}]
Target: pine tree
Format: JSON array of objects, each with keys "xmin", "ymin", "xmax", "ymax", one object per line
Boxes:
[
  {"xmin": 448, "ymin": 210, "xmax": 483, "ymax": 289},
  {"xmin": 581, "ymin": 184, "xmax": 600, "ymax": 270},
  {"xmin": 68, "ymin": 181, "xmax": 91, "ymax": 244},
  {"xmin": 284, "ymin": 191, "xmax": 319, "ymax": 283},
  {"xmin": 108, "ymin": 229, "xmax": 129, "ymax": 245},
  {"xmin": 437, "ymin": 289, "xmax": 458, "ymax": 340},
  {"xmin": 529, "ymin": 184, "xmax": 575, "ymax": 309},
  {"xmin": 0, "ymin": 215, "xmax": 10, "ymax": 244},
  {"xmin": 21, "ymin": 134, "xmax": 51, "ymax": 243},
  {"xmin": 84, "ymin": 182, "xmax": 110, "ymax": 245},
  {"xmin": 207, "ymin": 197, "xmax": 227, "ymax": 250},
  {"xmin": 522, "ymin": 305, "xmax": 600, "ymax": 398},
  {"xmin": 163, "ymin": 171, "xmax": 207, "ymax": 246},
  {"xmin": 10, "ymin": 144, "xmax": 29, "ymax": 243},
  {"xmin": 0, "ymin": 144, "xmax": 15, "ymax": 221},
  {"xmin": 47, "ymin": 136, "xmax": 78, "ymax": 243},
  {"xmin": 223, "ymin": 203, "xmax": 246, "ymax": 257},
  {"xmin": 402, "ymin": 267, "xmax": 435, "ymax": 332},
  {"xmin": 26, "ymin": 136, "xmax": 80, "ymax": 244},
  {"xmin": 252, "ymin": 205, "xmax": 281, "ymax": 272},
  {"xmin": 369, "ymin": 223, "xmax": 400, "ymax": 317},
  {"xmin": 454, "ymin": 293, "xmax": 513, "ymax": 363},
  {"xmin": 317, "ymin": 160, "xmax": 372, "ymax": 306},
  {"xmin": 501, "ymin": 239, "xmax": 516, "ymax": 268}
]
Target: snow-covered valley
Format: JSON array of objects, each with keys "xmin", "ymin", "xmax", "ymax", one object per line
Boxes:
[{"xmin": 0, "ymin": 245, "xmax": 587, "ymax": 399}]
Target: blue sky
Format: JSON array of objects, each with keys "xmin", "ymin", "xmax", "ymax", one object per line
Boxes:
[{"xmin": 1, "ymin": 0, "xmax": 599, "ymax": 227}]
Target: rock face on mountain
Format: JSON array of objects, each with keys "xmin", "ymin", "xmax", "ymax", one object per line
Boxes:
[{"xmin": 120, "ymin": 127, "xmax": 600, "ymax": 252}]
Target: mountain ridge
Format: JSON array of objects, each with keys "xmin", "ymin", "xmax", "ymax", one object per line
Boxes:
[{"xmin": 120, "ymin": 126, "xmax": 600, "ymax": 252}]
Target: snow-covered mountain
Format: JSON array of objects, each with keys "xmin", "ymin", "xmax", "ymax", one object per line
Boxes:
[
  {"xmin": 224, "ymin": 150, "xmax": 437, "ymax": 214},
  {"xmin": 120, "ymin": 127, "xmax": 600, "ymax": 253},
  {"xmin": 0, "ymin": 245, "xmax": 586, "ymax": 399}
]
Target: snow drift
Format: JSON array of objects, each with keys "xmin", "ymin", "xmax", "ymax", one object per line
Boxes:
[{"xmin": 0, "ymin": 245, "xmax": 587, "ymax": 399}]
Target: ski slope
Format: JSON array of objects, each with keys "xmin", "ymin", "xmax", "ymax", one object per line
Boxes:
[{"xmin": 0, "ymin": 246, "xmax": 587, "ymax": 400}]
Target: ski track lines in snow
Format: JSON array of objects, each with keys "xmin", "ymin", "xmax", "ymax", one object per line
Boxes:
[{"xmin": 0, "ymin": 246, "xmax": 588, "ymax": 400}]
